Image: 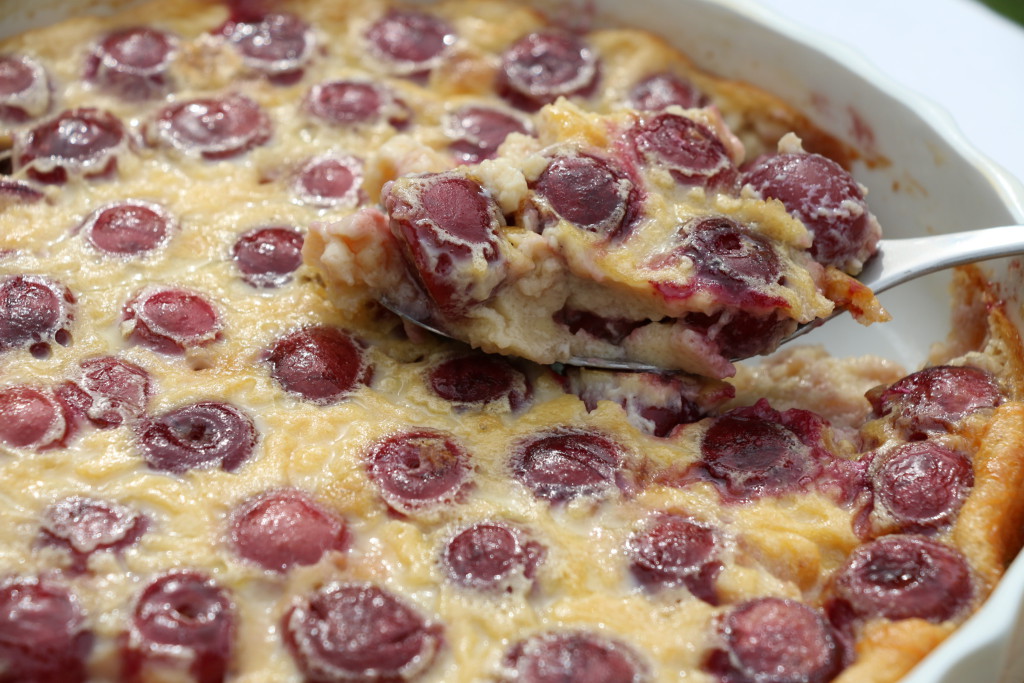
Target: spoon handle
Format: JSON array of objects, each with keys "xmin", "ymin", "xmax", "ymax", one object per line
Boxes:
[{"xmin": 860, "ymin": 225, "xmax": 1024, "ymax": 295}]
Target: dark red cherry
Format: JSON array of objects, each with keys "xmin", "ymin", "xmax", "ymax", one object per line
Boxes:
[
  {"xmin": 0, "ymin": 577, "xmax": 91, "ymax": 683},
  {"xmin": 446, "ymin": 105, "xmax": 529, "ymax": 164},
  {"xmin": 152, "ymin": 94, "xmax": 271, "ymax": 160},
  {"xmin": 40, "ymin": 496, "xmax": 148, "ymax": 573},
  {"xmin": 0, "ymin": 274, "xmax": 75, "ymax": 356},
  {"xmin": 267, "ymin": 326, "xmax": 371, "ymax": 403},
  {"xmin": 427, "ymin": 353, "xmax": 529, "ymax": 410},
  {"xmin": 15, "ymin": 108, "xmax": 126, "ymax": 184},
  {"xmin": 698, "ymin": 412, "xmax": 816, "ymax": 501},
  {"xmin": 511, "ymin": 429, "xmax": 624, "ymax": 503},
  {"xmin": 0, "ymin": 54, "xmax": 51, "ymax": 122},
  {"xmin": 385, "ymin": 173, "xmax": 508, "ymax": 317},
  {"xmin": 0, "ymin": 179, "xmax": 45, "ymax": 206},
  {"xmin": 80, "ymin": 200, "xmax": 174, "ymax": 256},
  {"xmin": 871, "ymin": 442, "xmax": 973, "ymax": 533},
  {"xmin": 627, "ymin": 72, "xmax": 707, "ymax": 111},
  {"xmin": 742, "ymin": 152, "xmax": 878, "ymax": 269},
  {"xmin": 498, "ymin": 30, "xmax": 599, "ymax": 111},
  {"xmin": 628, "ymin": 513, "xmax": 720, "ymax": 604},
  {"xmin": 85, "ymin": 26, "xmax": 175, "ymax": 99},
  {"xmin": 832, "ymin": 535, "xmax": 972, "ymax": 623},
  {"xmin": 630, "ymin": 112, "xmax": 736, "ymax": 189},
  {"xmin": 124, "ymin": 571, "xmax": 234, "ymax": 683},
  {"xmin": 706, "ymin": 598, "xmax": 840, "ymax": 683},
  {"xmin": 365, "ymin": 9, "xmax": 455, "ymax": 75},
  {"xmin": 283, "ymin": 583, "xmax": 442, "ymax": 681},
  {"xmin": 651, "ymin": 216, "xmax": 784, "ymax": 310},
  {"xmin": 229, "ymin": 489, "xmax": 348, "ymax": 572},
  {"xmin": 532, "ymin": 154, "xmax": 639, "ymax": 238},
  {"xmin": 305, "ymin": 80, "xmax": 409, "ymax": 128},
  {"xmin": 867, "ymin": 365, "xmax": 1002, "ymax": 438},
  {"xmin": 232, "ymin": 226, "xmax": 304, "ymax": 288},
  {"xmin": 136, "ymin": 401, "xmax": 256, "ymax": 473},
  {"xmin": 365, "ymin": 429, "xmax": 471, "ymax": 515},
  {"xmin": 443, "ymin": 521, "xmax": 545, "ymax": 592},
  {"xmin": 58, "ymin": 356, "xmax": 152, "ymax": 429},
  {"xmin": 123, "ymin": 286, "xmax": 221, "ymax": 355},
  {"xmin": 681, "ymin": 309, "xmax": 794, "ymax": 361},
  {"xmin": 222, "ymin": 12, "xmax": 314, "ymax": 82},
  {"xmin": 502, "ymin": 631, "xmax": 646, "ymax": 683},
  {"xmin": 293, "ymin": 153, "xmax": 363, "ymax": 208},
  {"xmin": 0, "ymin": 386, "xmax": 68, "ymax": 450}
]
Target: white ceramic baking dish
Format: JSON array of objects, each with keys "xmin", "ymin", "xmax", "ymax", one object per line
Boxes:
[{"xmin": 4, "ymin": 0, "xmax": 1024, "ymax": 680}]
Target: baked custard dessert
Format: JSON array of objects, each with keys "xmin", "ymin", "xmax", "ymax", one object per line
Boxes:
[{"xmin": 1, "ymin": 0, "xmax": 1023, "ymax": 682}]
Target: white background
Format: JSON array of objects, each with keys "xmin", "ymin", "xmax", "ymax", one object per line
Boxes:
[{"xmin": 754, "ymin": 0, "xmax": 1024, "ymax": 189}]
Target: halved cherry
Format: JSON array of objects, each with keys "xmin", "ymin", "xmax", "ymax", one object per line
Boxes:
[
  {"xmin": 85, "ymin": 26, "xmax": 176, "ymax": 99},
  {"xmin": 426, "ymin": 353, "xmax": 530, "ymax": 411},
  {"xmin": 385, "ymin": 173, "xmax": 509, "ymax": 317},
  {"xmin": 365, "ymin": 429, "xmax": 472, "ymax": 515},
  {"xmin": 14, "ymin": 108, "xmax": 127, "ymax": 184},
  {"xmin": 40, "ymin": 496, "xmax": 148, "ymax": 573},
  {"xmin": 498, "ymin": 30, "xmax": 599, "ymax": 111},
  {"xmin": 630, "ymin": 112, "xmax": 737, "ymax": 189},
  {"xmin": 232, "ymin": 226, "xmax": 304, "ymax": 288},
  {"xmin": 123, "ymin": 286, "xmax": 221, "ymax": 355},
  {"xmin": 57, "ymin": 356, "xmax": 152, "ymax": 429},
  {"xmin": 0, "ymin": 577, "xmax": 92, "ymax": 683},
  {"xmin": 0, "ymin": 274, "xmax": 75, "ymax": 357},
  {"xmin": 304, "ymin": 80, "xmax": 409, "ymax": 128},
  {"xmin": 446, "ymin": 105, "xmax": 529, "ymax": 164},
  {"xmin": 502, "ymin": 631, "xmax": 646, "ymax": 683},
  {"xmin": 136, "ymin": 401, "xmax": 257, "ymax": 473},
  {"xmin": 79, "ymin": 200, "xmax": 175, "ymax": 256},
  {"xmin": 151, "ymin": 94, "xmax": 271, "ymax": 160},
  {"xmin": 627, "ymin": 72, "xmax": 707, "ymax": 111},
  {"xmin": 222, "ymin": 12, "xmax": 315, "ymax": 83},
  {"xmin": 532, "ymin": 154, "xmax": 640, "ymax": 239},
  {"xmin": 0, "ymin": 385, "xmax": 69, "ymax": 450},
  {"xmin": 442, "ymin": 521, "xmax": 545, "ymax": 592},
  {"xmin": 266, "ymin": 326, "xmax": 372, "ymax": 403},
  {"xmin": 292, "ymin": 153, "xmax": 363, "ymax": 208},
  {"xmin": 628, "ymin": 513, "xmax": 721, "ymax": 604},
  {"xmin": 870, "ymin": 442, "xmax": 973, "ymax": 533},
  {"xmin": 365, "ymin": 9, "xmax": 455, "ymax": 76},
  {"xmin": 0, "ymin": 54, "xmax": 51, "ymax": 122},
  {"xmin": 511, "ymin": 428, "xmax": 625, "ymax": 503}
]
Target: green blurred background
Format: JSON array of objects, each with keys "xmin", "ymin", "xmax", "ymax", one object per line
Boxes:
[{"xmin": 979, "ymin": 0, "xmax": 1024, "ymax": 25}]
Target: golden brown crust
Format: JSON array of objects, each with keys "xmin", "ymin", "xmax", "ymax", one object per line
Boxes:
[{"xmin": 834, "ymin": 620, "xmax": 955, "ymax": 683}]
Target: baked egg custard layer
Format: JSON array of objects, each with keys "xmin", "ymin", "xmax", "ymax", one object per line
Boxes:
[{"xmin": 1, "ymin": 1, "xmax": 1024, "ymax": 682}]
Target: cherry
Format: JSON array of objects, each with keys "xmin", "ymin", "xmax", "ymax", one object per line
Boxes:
[
  {"xmin": 706, "ymin": 598, "xmax": 840, "ymax": 683},
  {"xmin": 80, "ymin": 200, "xmax": 174, "ymax": 256},
  {"xmin": 498, "ymin": 30, "xmax": 599, "ymax": 111},
  {"xmin": 266, "ymin": 326, "xmax": 371, "ymax": 403},
  {"xmin": 365, "ymin": 429, "xmax": 471, "ymax": 515},
  {"xmin": 385, "ymin": 173, "xmax": 508, "ymax": 317},
  {"xmin": 85, "ymin": 26, "xmax": 176, "ymax": 99},
  {"xmin": 446, "ymin": 105, "xmax": 529, "ymax": 164},
  {"xmin": 532, "ymin": 154, "xmax": 639, "ymax": 238},
  {"xmin": 510, "ymin": 429, "xmax": 624, "ymax": 503},
  {"xmin": 14, "ymin": 107, "xmax": 127, "ymax": 184},
  {"xmin": 502, "ymin": 631, "xmax": 646, "ymax": 683},
  {"xmin": 40, "ymin": 496, "xmax": 148, "ymax": 573},
  {"xmin": 442, "ymin": 521, "xmax": 545, "ymax": 592},
  {"xmin": 698, "ymin": 412, "xmax": 817, "ymax": 501},
  {"xmin": 870, "ymin": 442, "xmax": 973, "ymax": 533},
  {"xmin": 627, "ymin": 72, "xmax": 707, "ymax": 111},
  {"xmin": 426, "ymin": 353, "xmax": 529, "ymax": 410},
  {"xmin": 0, "ymin": 386, "xmax": 68, "ymax": 450},
  {"xmin": 123, "ymin": 286, "xmax": 221, "ymax": 355},
  {"xmin": 283, "ymin": 583, "xmax": 442, "ymax": 681},
  {"xmin": 228, "ymin": 489, "xmax": 348, "ymax": 572},
  {"xmin": 832, "ymin": 535, "xmax": 972, "ymax": 623},
  {"xmin": 232, "ymin": 226, "xmax": 304, "ymax": 288},
  {"xmin": 0, "ymin": 54, "xmax": 51, "ymax": 122},
  {"xmin": 58, "ymin": 356, "xmax": 152, "ymax": 429},
  {"xmin": 152, "ymin": 94, "xmax": 271, "ymax": 160},
  {"xmin": 742, "ymin": 152, "xmax": 879, "ymax": 269},
  {"xmin": 0, "ymin": 274, "xmax": 75, "ymax": 357},
  {"xmin": 681, "ymin": 310, "xmax": 793, "ymax": 361},
  {"xmin": 627, "ymin": 513, "xmax": 720, "ymax": 604},
  {"xmin": 293, "ymin": 153, "xmax": 363, "ymax": 208},
  {"xmin": 0, "ymin": 179, "xmax": 45, "ymax": 206},
  {"xmin": 222, "ymin": 12, "xmax": 314, "ymax": 83},
  {"xmin": 365, "ymin": 9, "xmax": 455, "ymax": 75},
  {"xmin": 136, "ymin": 401, "xmax": 256, "ymax": 473},
  {"xmin": 651, "ymin": 216, "xmax": 784, "ymax": 310},
  {"xmin": 630, "ymin": 112, "xmax": 737, "ymax": 189},
  {"xmin": 305, "ymin": 80, "xmax": 409, "ymax": 128},
  {"xmin": 867, "ymin": 365, "xmax": 1002, "ymax": 438},
  {"xmin": 0, "ymin": 577, "xmax": 91, "ymax": 683},
  {"xmin": 123, "ymin": 571, "xmax": 234, "ymax": 683}
]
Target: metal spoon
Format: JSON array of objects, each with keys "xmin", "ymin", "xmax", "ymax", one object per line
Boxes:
[{"xmin": 382, "ymin": 225, "xmax": 1024, "ymax": 372}]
